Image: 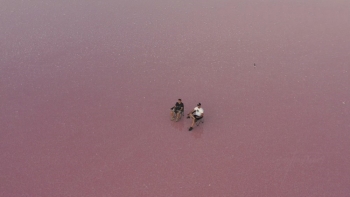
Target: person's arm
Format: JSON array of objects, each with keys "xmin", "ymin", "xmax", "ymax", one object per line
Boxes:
[
  {"xmin": 179, "ymin": 103, "xmax": 184, "ymax": 111},
  {"xmin": 171, "ymin": 103, "xmax": 177, "ymax": 110},
  {"xmin": 188, "ymin": 109, "xmax": 195, "ymax": 115}
]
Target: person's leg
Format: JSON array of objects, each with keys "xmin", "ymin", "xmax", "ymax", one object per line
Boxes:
[
  {"xmin": 175, "ymin": 112, "xmax": 181, "ymax": 121},
  {"xmin": 189, "ymin": 115, "xmax": 196, "ymax": 131},
  {"xmin": 189, "ymin": 113, "xmax": 195, "ymax": 119},
  {"xmin": 173, "ymin": 110, "xmax": 180, "ymax": 120},
  {"xmin": 170, "ymin": 110, "xmax": 175, "ymax": 120},
  {"xmin": 191, "ymin": 118, "xmax": 196, "ymax": 127}
]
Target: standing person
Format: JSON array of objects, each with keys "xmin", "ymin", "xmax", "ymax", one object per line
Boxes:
[
  {"xmin": 187, "ymin": 103, "xmax": 204, "ymax": 131},
  {"xmin": 170, "ymin": 99, "xmax": 184, "ymax": 122}
]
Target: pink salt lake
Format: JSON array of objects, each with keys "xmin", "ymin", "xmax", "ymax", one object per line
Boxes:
[{"xmin": 1, "ymin": 0, "xmax": 349, "ymax": 196}]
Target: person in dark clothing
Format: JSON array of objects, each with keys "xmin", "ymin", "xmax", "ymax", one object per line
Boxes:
[{"xmin": 170, "ymin": 99, "xmax": 184, "ymax": 122}]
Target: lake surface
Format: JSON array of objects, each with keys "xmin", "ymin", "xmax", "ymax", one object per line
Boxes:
[{"xmin": 1, "ymin": 0, "xmax": 350, "ymax": 196}]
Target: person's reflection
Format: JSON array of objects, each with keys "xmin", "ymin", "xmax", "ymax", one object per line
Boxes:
[
  {"xmin": 191, "ymin": 125, "xmax": 204, "ymax": 139},
  {"xmin": 170, "ymin": 118, "xmax": 184, "ymax": 131}
]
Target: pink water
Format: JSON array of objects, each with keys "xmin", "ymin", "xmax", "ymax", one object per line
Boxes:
[{"xmin": 1, "ymin": 0, "xmax": 350, "ymax": 196}]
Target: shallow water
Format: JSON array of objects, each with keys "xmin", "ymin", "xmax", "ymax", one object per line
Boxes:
[{"xmin": 1, "ymin": 0, "xmax": 350, "ymax": 196}]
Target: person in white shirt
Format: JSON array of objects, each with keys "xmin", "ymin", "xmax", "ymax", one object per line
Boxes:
[{"xmin": 187, "ymin": 103, "xmax": 204, "ymax": 131}]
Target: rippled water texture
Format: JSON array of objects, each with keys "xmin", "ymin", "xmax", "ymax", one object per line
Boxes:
[{"xmin": 1, "ymin": 0, "xmax": 350, "ymax": 196}]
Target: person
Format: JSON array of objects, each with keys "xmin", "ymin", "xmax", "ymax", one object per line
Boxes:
[
  {"xmin": 170, "ymin": 99, "xmax": 184, "ymax": 122},
  {"xmin": 187, "ymin": 103, "xmax": 204, "ymax": 131}
]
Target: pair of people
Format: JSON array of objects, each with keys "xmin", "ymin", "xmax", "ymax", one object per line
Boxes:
[{"xmin": 170, "ymin": 99, "xmax": 204, "ymax": 131}]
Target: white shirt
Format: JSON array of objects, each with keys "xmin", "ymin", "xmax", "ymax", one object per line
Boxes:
[{"xmin": 194, "ymin": 107, "xmax": 204, "ymax": 116}]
